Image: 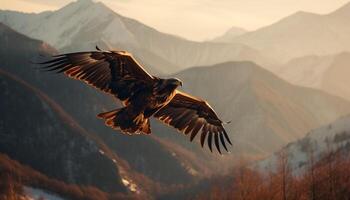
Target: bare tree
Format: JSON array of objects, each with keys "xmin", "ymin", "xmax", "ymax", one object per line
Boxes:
[
  {"xmin": 324, "ymin": 137, "xmax": 336, "ymax": 200},
  {"xmin": 306, "ymin": 140, "xmax": 316, "ymax": 200},
  {"xmin": 277, "ymin": 148, "xmax": 291, "ymax": 200}
]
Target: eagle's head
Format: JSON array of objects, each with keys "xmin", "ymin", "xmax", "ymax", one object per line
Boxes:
[
  {"xmin": 168, "ymin": 78, "xmax": 183, "ymax": 87},
  {"xmin": 155, "ymin": 78, "xmax": 183, "ymax": 93}
]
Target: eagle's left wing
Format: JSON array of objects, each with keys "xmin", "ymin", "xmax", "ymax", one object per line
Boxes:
[
  {"xmin": 38, "ymin": 47, "xmax": 154, "ymax": 105},
  {"xmin": 154, "ymin": 90, "xmax": 232, "ymax": 154}
]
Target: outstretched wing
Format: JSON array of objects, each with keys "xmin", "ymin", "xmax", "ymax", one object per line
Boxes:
[
  {"xmin": 154, "ymin": 90, "xmax": 232, "ymax": 154},
  {"xmin": 39, "ymin": 47, "xmax": 154, "ymax": 104}
]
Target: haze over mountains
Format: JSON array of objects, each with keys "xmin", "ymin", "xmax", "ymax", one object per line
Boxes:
[
  {"xmin": 277, "ymin": 52, "xmax": 350, "ymax": 101},
  {"xmin": 227, "ymin": 2, "xmax": 350, "ymax": 63}
]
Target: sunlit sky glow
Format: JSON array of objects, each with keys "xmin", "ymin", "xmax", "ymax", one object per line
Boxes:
[{"xmin": 0, "ymin": 0, "xmax": 349, "ymax": 41}]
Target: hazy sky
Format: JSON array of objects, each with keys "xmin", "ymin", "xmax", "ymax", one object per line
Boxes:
[{"xmin": 0, "ymin": 0, "xmax": 349, "ymax": 40}]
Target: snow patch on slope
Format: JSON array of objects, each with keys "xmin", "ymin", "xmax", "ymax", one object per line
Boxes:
[{"xmin": 25, "ymin": 187, "xmax": 65, "ymax": 200}]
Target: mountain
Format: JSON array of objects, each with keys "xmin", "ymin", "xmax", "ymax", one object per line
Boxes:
[
  {"xmin": 211, "ymin": 26, "xmax": 247, "ymax": 43},
  {"xmin": 257, "ymin": 114, "xmax": 350, "ymax": 173},
  {"xmin": 277, "ymin": 52, "xmax": 350, "ymax": 101},
  {"xmin": 152, "ymin": 61, "xmax": 350, "ymax": 163},
  {"xmin": 229, "ymin": 2, "xmax": 350, "ymax": 63},
  {"xmin": 0, "ymin": 0, "xmax": 271, "ymax": 74}
]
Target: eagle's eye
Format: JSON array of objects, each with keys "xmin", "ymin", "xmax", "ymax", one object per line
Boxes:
[
  {"xmin": 174, "ymin": 79, "xmax": 182, "ymax": 87},
  {"xmin": 168, "ymin": 78, "xmax": 182, "ymax": 87}
]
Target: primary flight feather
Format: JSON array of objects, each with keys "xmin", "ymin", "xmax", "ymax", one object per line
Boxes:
[{"xmin": 39, "ymin": 47, "xmax": 232, "ymax": 154}]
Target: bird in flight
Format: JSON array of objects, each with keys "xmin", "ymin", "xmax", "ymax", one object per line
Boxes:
[{"xmin": 39, "ymin": 46, "xmax": 232, "ymax": 154}]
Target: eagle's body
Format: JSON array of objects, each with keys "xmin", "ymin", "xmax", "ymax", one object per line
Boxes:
[
  {"xmin": 40, "ymin": 47, "xmax": 232, "ymax": 154},
  {"xmin": 100, "ymin": 77, "xmax": 180, "ymax": 134}
]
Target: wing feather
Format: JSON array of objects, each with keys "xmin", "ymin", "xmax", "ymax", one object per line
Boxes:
[
  {"xmin": 208, "ymin": 132, "xmax": 213, "ymax": 152},
  {"xmin": 220, "ymin": 133, "xmax": 228, "ymax": 152},
  {"xmin": 214, "ymin": 133, "xmax": 221, "ymax": 154},
  {"xmin": 200, "ymin": 128, "xmax": 208, "ymax": 147}
]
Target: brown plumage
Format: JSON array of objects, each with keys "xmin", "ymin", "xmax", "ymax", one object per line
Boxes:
[{"xmin": 39, "ymin": 46, "xmax": 232, "ymax": 154}]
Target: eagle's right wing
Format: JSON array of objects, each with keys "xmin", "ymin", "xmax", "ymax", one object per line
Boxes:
[
  {"xmin": 39, "ymin": 47, "xmax": 154, "ymax": 105},
  {"xmin": 154, "ymin": 90, "xmax": 232, "ymax": 154}
]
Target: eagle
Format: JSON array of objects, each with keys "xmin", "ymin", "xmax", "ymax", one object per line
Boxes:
[{"xmin": 39, "ymin": 47, "xmax": 232, "ymax": 154}]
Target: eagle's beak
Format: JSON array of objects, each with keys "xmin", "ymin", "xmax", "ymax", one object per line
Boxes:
[{"xmin": 179, "ymin": 81, "xmax": 183, "ymax": 87}]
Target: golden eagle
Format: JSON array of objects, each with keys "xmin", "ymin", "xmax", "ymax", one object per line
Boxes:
[{"xmin": 40, "ymin": 47, "xmax": 231, "ymax": 154}]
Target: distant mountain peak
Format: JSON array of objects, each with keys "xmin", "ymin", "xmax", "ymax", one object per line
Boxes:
[
  {"xmin": 293, "ymin": 10, "xmax": 314, "ymax": 16},
  {"xmin": 76, "ymin": 0, "xmax": 95, "ymax": 5},
  {"xmin": 211, "ymin": 26, "xmax": 247, "ymax": 43},
  {"xmin": 60, "ymin": 0, "xmax": 103, "ymax": 12},
  {"xmin": 224, "ymin": 26, "xmax": 247, "ymax": 36},
  {"xmin": 281, "ymin": 10, "xmax": 319, "ymax": 22}
]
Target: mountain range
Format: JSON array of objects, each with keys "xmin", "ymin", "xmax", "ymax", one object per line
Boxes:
[{"xmin": 0, "ymin": 0, "xmax": 271, "ymax": 74}]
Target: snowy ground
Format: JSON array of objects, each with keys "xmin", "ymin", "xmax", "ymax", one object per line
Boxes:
[{"xmin": 256, "ymin": 115, "xmax": 350, "ymax": 174}]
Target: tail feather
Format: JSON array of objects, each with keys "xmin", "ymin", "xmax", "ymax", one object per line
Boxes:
[
  {"xmin": 97, "ymin": 108, "xmax": 151, "ymax": 135},
  {"xmin": 97, "ymin": 109, "xmax": 119, "ymax": 119},
  {"xmin": 140, "ymin": 119, "xmax": 151, "ymax": 134},
  {"xmin": 97, "ymin": 109, "xmax": 122, "ymax": 131}
]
